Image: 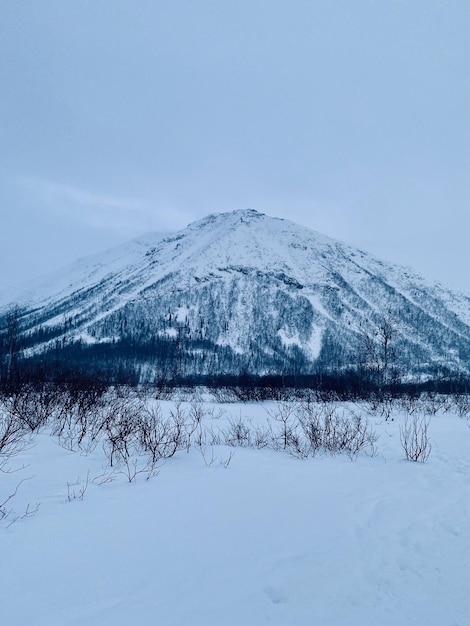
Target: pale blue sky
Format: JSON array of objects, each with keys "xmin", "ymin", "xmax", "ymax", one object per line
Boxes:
[{"xmin": 0, "ymin": 1, "xmax": 469, "ymax": 292}]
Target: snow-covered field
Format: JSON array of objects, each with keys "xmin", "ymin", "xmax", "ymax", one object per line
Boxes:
[{"xmin": 2, "ymin": 396, "xmax": 469, "ymax": 626}]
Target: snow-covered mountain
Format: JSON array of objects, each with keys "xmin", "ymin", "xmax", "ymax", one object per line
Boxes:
[{"xmin": 2, "ymin": 209, "xmax": 470, "ymax": 380}]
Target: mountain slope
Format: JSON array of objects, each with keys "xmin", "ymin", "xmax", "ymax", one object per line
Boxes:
[{"xmin": 2, "ymin": 209, "xmax": 470, "ymax": 380}]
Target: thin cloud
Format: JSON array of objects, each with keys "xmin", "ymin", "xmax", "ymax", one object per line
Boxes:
[{"xmin": 19, "ymin": 178, "xmax": 161, "ymax": 234}]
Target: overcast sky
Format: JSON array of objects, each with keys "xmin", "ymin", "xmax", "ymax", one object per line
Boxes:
[{"xmin": 1, "ymin": 0, "xmax": 469, "ymax": 294}]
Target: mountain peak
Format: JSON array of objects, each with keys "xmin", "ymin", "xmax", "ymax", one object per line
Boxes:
[
  {"xmin": 226, "ymin": 207, "xmax": 265, "ymax": 220},
  {"xmin": 187, "ymin": 208, "xmax": 267, "ymax": 232}
]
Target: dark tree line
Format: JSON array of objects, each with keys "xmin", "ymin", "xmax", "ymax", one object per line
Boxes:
[{"xmin": 1, "ymin": 304, "xmax": 469, "ymax": 399}]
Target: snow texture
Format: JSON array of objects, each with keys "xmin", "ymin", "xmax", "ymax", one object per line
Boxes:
[{"xmin": 2, "ymin": 398, "xmax": 470, "ymax": 625}]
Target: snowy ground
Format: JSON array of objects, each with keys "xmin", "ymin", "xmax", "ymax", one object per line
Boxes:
[{"xmin": 2, "ymin": 397, "xmax": 469, "ymax": 625}]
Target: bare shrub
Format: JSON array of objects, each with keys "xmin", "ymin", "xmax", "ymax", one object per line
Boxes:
[
  {"xmin": 422, "ymin": 392, "xmax": 453, "ymax": 416},
  {"xmin": 397, "ymin": 393, "xmax": 422, "ymax": 416},
  {"xmin": 186, "ymin": 401, "xmax": 207, "ymax": 449},
  {"xmin": 0, "ymin": 457, "xmax": 39, "ymax": 527},
  {"xmin": 102, "ymin": 397, "xmax": 141, "ymax": 468},
  {"xmin": 284, "ymin": 428, "xmax": 310, "ymax": 459},
  {"xmin": 138, "ymin": 403, "xmax": 187, "ymax": 462},
  {"xmin": 0, "ymin": 400, "xmax": 39, "ymax": 526},
  {"xmin": 298, "ymin": 403, "xmax": 378, "ymax": 457},
  {"xmin": 74, "ymin": 398, "xmax": 109, "ymax": 453},
  {"xmin": 6, "ymin": 384, "xmax": 60, "ymax": 432},
  {"xmin": 120, "ymin": 457, "xmax": 160, "ymax": 483},
  {"xmin": 1, "ymin": 479, "xmax": 39, "ymax": 527},
  {"xmin": 50, "ymin": 391, "xmax": 80, "ymax": 450},
  {"xmin": 210, "ymin": 387, "xmax": 239, "ymax": 403},
  {"xmin": 265, "ymin": 401, "xmax": 299, "ymax": 450},
  {"xmin": 139, "ymin": 380, "xmax": 174, "ymax": 401},
  {"xmin": 251, "ymin": 423, "xmax": 273, "ymax": 449},
  {"xmin": 452, "ymin": 393, "xmax": 470, "ymax": 421},
  {"xmin": 297, "ymin": 404, "xmax": 327, "ymax": 453},
  {"xmin": 0, "ymin": 408, "xmax": 26, "ymax": 456},
  {"xmin": 66, "ymin": 471, "xmax": 90, "ymax": 502},
  {"xmin": 222, "ymin": 417, "xmax": 252, "ymax": 447},
  {"xmin": 400, "ymin": 414, "xmax": 431, "ymax": 462},
  {"xmin": 364, "ymin": 391, "xmax": 395, "ymax": 421},
  {"xmin": 45, "ymin": 384, "xmax": 109, "ymax": 452},
  {"xmin": 199, "ymin": 446, "xmax": 235, "ymax": 468}
]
